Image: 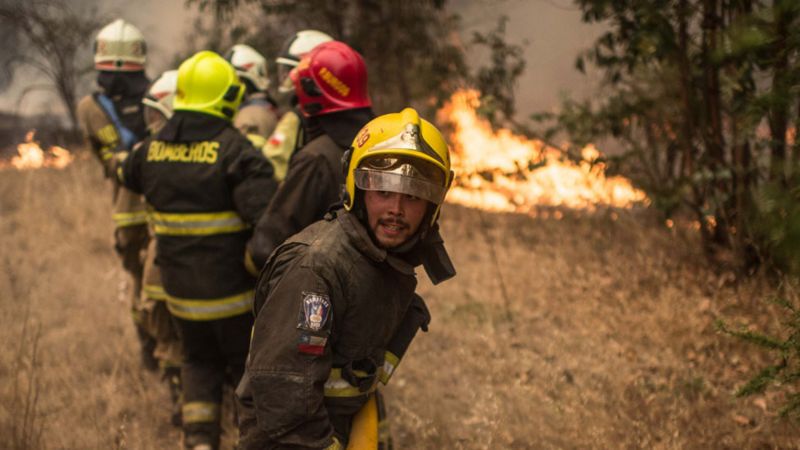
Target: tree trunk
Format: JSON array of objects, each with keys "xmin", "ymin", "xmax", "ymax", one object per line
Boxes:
[
  {"xmin": 768, "ymin": 0, "xmax": 792, "ymax": 184},
  {"xmin": 676, "ymin": 0, "xmax": 696, "ymax": 179}
]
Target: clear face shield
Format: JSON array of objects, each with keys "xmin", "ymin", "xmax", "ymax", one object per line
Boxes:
[{"xmin": 354, "ymin": 156, "xmax": 447, "ymax": 205}]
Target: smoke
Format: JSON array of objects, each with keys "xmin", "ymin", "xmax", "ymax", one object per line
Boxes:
[
  {"xmin": 0, "ymin": 24, "xmax": 19, "ymax": 93},
  {"xmin": 0, "ymin": 0, "xmax": 605, "ymax": 118},
  {"xmin": 450, "ymin": 0, "xmax": 606, "ymax": 117}
]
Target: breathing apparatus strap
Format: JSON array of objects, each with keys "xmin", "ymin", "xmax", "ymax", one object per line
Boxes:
[{"xmin": 95, "ymin": 93, "xmax": 138, "ymax": 151}]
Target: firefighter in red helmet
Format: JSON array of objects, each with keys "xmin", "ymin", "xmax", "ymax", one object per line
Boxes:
[{"xmin": 245, "ymin": 41, "xmax": 374, "ymax": 273}]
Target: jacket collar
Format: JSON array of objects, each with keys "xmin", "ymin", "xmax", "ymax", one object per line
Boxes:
[
  {"xmin": 336, "ymin": 210, "xmax": 416, "ymax": 276},
  {"xmin": 156, "ymin": 111, "xmax": 230, "ymax": 142}
]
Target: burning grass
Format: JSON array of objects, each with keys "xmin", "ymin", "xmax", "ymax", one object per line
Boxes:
[
  {"xmin": 439, "ymin": 89, "xmax": 647, "ymax": 213},
  {"xmin": 0, "ymin": 156, "xmax": 798, "ymax": 448},
  {"xmin": 0, "ymin": 130, "xmax": 75, "ymax": 171}
]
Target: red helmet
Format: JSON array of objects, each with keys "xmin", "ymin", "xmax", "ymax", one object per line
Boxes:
[{"xmin": 291, "ymin": 41, "xmax": 371, "ymax": 117}]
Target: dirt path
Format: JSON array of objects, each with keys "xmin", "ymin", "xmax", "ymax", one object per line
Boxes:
[{"xmin": 1, "ymin": 158, "xmax": 797, "ymax": 449}]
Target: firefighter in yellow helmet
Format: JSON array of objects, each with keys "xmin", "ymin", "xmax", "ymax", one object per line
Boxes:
[
  {"xmin": 224, "ymin": 44, "xmax": 279, "ymax": 148},
  {"xmin": 76, "ymin": 18, "xmax": 156, "ymax": 370},
  {"xmin": 261, "ymin": 29, "xmax": 333, "ymax": 181},
  {"xmin": 237, "ymin": 108, "xmax": 456, "ymax": 449},
  {"xmin": 117, "ymin": 51, "xmax": 277, "ymax": 450}
]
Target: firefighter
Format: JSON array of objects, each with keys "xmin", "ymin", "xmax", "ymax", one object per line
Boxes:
[
  {"xmin": 262, "ymin": 29, "xmax": 333, "ymax": 181},
  {"xmin": 76, "ymin": 18, "xmax": 156, "ymax": 370},
  {"xmin": 139, "ymin": 69, "xmax": 184, "ymax": 426},
  {"xmin": 246, "ymin": 40, "xmax": 373, "ymax": 273},
  {"xmin": 237, "ymin": 107, "xmax": 457, "ymax": 449},
  {"xmin": 117, "ymin": 51, "xmax": 278, "ymax": 450},
  {"xmin": 224, "ymin": 44, "xmax": 279, "ymax": 148}
]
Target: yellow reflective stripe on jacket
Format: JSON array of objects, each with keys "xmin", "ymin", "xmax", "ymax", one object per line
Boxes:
[
  {"xmin": 326, "ymin": 436, "xmax": 343, "ymax": 450},
  {"xmin": 166, "ymin": 290, "xmax": 254, "ymax": 321},
  {"xmin": 143, "ymin": 284, "xmax": 167, "ymax": 301},
  {"xmin": 182, "ymin": 402, "xmax": 219, "ymax": 424},
  {"xmin": 379, "ymin": 351, "xmax": 400, "ymax": 385},
  {"xmin": 324, "ymin": 368, "xmax": 378, "ymax": 398},
  {"xmin": 100, "ymin": 147, "xmax": 115, "ymax": 161},
  {"xmin": 149, "ymin": 210, "xmax": 248, "ymax": 236},
  {"xmin": 112, "ymin": 211, "xmax": 148, "ymax": 227}
]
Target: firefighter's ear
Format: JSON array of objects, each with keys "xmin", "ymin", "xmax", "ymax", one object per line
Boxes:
[{"xmin": 341, "ymin": 147, "xmax": 353, "ymax": 177}]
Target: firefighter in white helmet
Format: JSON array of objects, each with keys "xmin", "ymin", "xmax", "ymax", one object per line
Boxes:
[
  {"xmin": 76, "ymin": 18, "xmax": 156, "ymax": 371},
  {"xmin": 224, "ymin": 44, "xmax": 278, "ymax": 149},
  {"xmin": 138, "ymin": 69, "xmax": 185, "ymax": 427},
  {"xmin": 261, "ymin": 29, "xmax": 333, "ymax": 181}
]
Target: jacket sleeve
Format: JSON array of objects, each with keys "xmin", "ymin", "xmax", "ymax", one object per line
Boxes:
[
  {"xmin": 117, "ymin": 142, "xmax": 145, "ymax": 194},
  {"xmin": 247, "ymin": 151, "xmax": 334, "ymax": 269},
  {"xmin": 77, "ymin": 95, "xmax": 120, "ymax": 177},
  {"xmin": 226, "ymin": 137, "xmax": 278, "ymax": 225},
  {"xmin": 237, "ymin": 255, "xmax": 341, "ymax": 449}
]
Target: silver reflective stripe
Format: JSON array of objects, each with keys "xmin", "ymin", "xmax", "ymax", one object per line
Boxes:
[
  {"xmin": 166, "ymin": 290, "xmax": 254, "ymax": 321},
  {"xmin": 149, "ymin": 210, "xmax": 248, "ymax": 236},
  {"xmin": 182, "ymin": 402, "xmax": 219, "ymax": 423}
]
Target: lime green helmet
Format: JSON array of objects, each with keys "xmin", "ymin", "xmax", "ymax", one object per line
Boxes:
[{"xmin": 173, "ymin": 50, "xmax": 245, "ymax": 121}]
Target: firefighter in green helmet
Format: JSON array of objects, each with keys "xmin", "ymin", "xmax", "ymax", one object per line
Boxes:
[{"xmin": 117, "ymin": 51, "xmax": 277, "ymax": 450}]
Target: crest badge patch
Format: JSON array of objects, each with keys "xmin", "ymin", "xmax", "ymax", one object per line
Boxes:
[{"xmin": 299, "ymin": 292, "xmax": 331, "ymax": 332}]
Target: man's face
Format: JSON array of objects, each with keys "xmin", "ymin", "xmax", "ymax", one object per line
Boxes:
[{"xmin": 363, "ymin": 190, "xmax": 429, "ymax": 249}]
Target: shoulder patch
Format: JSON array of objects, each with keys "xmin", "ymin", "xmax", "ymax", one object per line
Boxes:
[{"xmin": 298, "ymin": 292, "xmax": 331, "ymax": 332}]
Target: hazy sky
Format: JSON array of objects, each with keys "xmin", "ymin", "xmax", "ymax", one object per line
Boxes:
[{"xmin": 0, "ymin": 0, "xmax": 605, "ymax": 120}]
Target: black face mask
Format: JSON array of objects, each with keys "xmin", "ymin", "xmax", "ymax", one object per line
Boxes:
[
  {"xmin": 97, "ymin": 71, "xmax": 150, "ymax": 98},
  {"xmin": 97, "ymin": 71, "xmax": 151, "ymax": 141}
]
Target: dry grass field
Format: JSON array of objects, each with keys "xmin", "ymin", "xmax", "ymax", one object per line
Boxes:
[{"xmin": 1, "ymin": 154, "xmax": 799, "ymax": 449}]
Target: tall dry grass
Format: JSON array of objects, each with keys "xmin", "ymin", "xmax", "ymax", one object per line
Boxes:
[{"xmin": 0, "ymin": 155, "xmax": 798, "ymax": 448}]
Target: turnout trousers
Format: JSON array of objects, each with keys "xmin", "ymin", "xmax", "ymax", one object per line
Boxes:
[{"xmin": 175, "ymin": 313, "xmax": 253, "ymax": 448}]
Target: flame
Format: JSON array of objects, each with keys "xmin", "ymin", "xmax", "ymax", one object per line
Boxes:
[
  {"xmin": 0, "ymin": 130, "xmax": 74, "ymax": 171},
  {"xmin": 437, "ymin": 89, "xmax": 647, "ymax": 213}
]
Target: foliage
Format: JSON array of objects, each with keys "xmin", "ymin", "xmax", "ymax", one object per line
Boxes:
[
  {"xmin": 186, "ymin": 0, "xmax": 468, "ymax": 116},
  {"xmin": 560, "ymin": 0, "xmax": 800, "ymax": 422},
  {"xmin": 0, "ymin": 0, "xmax": 105, "ymax": 135},
  {"xmin": 717, "ymin": 290, "xmax": 800, "ymax": 419},
  {"xmin": 470, "ymin": 16, "xmax": 527, "ymax": 127},
  {"xmin": 533, "ymin": 0, "xmax": 800, "ymax": 272}
]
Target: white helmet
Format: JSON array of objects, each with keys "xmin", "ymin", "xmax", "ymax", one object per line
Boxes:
[
  {"xmin": 276, "ymin": 30, "xmax": 333, "ymax": 67},
  {"xmin": 225, "ymin": 44, "xmax": 269, "ymax": 92},
  {"xmin": 275, "ymin": 30, "xmax": 333, "ymax": 93},
  {"xmin": 94, "ymin": 19, "xmax": 147, "ymax": 71},
  {"xmin": 142, "ymin": 70, "xmax": 178, "ymax": 119}
]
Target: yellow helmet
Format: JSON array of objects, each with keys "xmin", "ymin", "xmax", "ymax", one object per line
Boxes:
[
  {"xmin": 173, "ymin": 51, "xmax": 244, "ymax": 121},
  {"xmin": 344, "ymin": 108, "xmax": 453, "ymax": 225}
]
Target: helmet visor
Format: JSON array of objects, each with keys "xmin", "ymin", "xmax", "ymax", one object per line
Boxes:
[{"xmin": 354, "ymin": 169, "xmax": 447, "ymax": 205}]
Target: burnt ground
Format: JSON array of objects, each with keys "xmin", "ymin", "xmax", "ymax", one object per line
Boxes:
[{"xmin": 0, "ymin": 156, "xmax": 798, "ymax": 449}]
